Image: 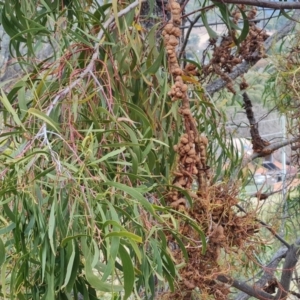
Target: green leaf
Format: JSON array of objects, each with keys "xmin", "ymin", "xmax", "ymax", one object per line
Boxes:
[
  {"xmin": 105, "ymin": 231, "xmax": 142, "ymax": 243},
  {"xmin": 280, "ymin": 9, "xmax": 300, "ymax": 23},
  {"xmin": 88, "ymin": 147, "xmax": 126, "ymax": 165},
  {"xmin": 27, "ymin": 108, "xmax": 60, "ymax": 132},
  {"xmin": 236, "ymin": 8, "xmax": 249, "ymax": 45},
  {"xmin": 48, "ymin": 201, "xmax": 56, "ymax": 255},
  {"xmin": 62, "ymin": 241, "xmax": 76, "ymax": 289},
  {"xmin": 112, "ymin": 0, "xmax": 121, "ymax": 33},
  {"xmin": 103, "ymin": 181, "xmax": 155, "ymax": 215},
  {"xmin": 82, "ymin": 238, "xmax": 123, "ymax": 292},
  {"xmin": 66, "ymin": 241, "xmax": 80, "ymax": 293},
  {"xmin": 1, "ymin": 7, "xmax": 27, "ymax": 43},
  {"xmin": 201, "ymin": 11, "xmax": 218, "ymax": 39},
  {"xmin": 0, "ymin": 222, "xmax": 16, "ymax": 235},
  {"xmin": 213, "ymin": 2, "xmax": 240, "ymax": 32},
  {"xmin": 0, "ymin": 89, "xmax": 25, "ymax": 130},
  {"xmin": 119, "ymin": 244, "xmax": 134, "ymax": 300},
  {"xmin": 144, "ymin": 48, "xmax": 165, "ymax": 75},
  {"xmin": 0, "ymin": 238, "xmax": 5, "ymax": 267}
]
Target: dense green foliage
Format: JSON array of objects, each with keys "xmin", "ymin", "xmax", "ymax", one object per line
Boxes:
[{"xmin": 0, "ymin": 1, "xmax": 215, "ymax": 299}]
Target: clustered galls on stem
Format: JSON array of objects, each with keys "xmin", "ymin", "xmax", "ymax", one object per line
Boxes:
[
  {"xmin": 162, "ymin": 0, "xmax": 188, "ymax": 102},
  {"xmin": 163, "ymin": 0, "xmax": 209, "ymax": 208},
  {"xmin": 162, "ymin": 1, "xmax": 262, "ymax": 299},
  {"xmin": 201, "ymin": 5, "xmax": 268, "ymax": 94},
  {"xmin": 169, "ymin": 132, "xmax": 208, "ymax": 210}
]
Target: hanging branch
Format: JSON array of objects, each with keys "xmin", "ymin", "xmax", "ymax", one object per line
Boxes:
[{"xmin": 163, "ymin": 0, "xmax": 209, "ymax": 200}]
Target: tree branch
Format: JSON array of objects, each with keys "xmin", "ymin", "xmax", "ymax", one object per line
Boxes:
[
  {"xmin": 213, "ymin": 0, "xmax": 300, "ymax": 10},
  {"xmin": 243, "ymin": 92, "xmax": 270, "ymax": 152},
  {"xmin": 239, "ymin": 136, "xmax": 300, "ymax": 169},
  {"xmin": 219, "ymin": 241, "xmax": 300, "ymax": 300},
  {"xmin": 181, "ymin": 4, "xmax": 214, "ymax": 19},
  {"xmin": 250, "ymin": 136, "xmax": 300, "ymax": 160},
  {"xmin": 235, "ymin": 246, "xmax": 288, "ymax": 300},
  {"xmin": 205, "ymin": 9, "xmax": 300, "ymax": 96},
  {"xmin": 179, "ymin": 13, "xmax": 203, "ymax": 59},
  {"xmin": 217, "ymin": 274, "xmax": 275, "ymax": 300},
  {"xmin": 275, "ymin": 243, "xmax": 300, "ymax": 299}
]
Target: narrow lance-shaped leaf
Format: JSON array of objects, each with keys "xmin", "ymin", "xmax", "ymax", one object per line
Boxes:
[
  {"xmin": 119, "ymin": 244, "xmax": 135, "ymax": 300},
  {"xmin": 0, "ymin": 89, "xmax": 26, "ymax": 130},
  {"xmin": 28, "ymin": 108, "xmax": 60, "ymax": 132},
  {"xmin": 0, "ymin": 238, "xmax": 5, "ymax": 266}
]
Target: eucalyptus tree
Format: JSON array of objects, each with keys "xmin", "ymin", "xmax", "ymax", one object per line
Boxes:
[{"xmin": 0, "ymin": 1, "xmax": 299, "ymax": 300}]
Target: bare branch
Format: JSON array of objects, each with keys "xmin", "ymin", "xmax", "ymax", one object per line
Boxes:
[
  {"xmin": 217, "ymin": 274, "xmax": 275, "ymax": 299},
  {"xmin": 181, "ymin": 4, "xmax": 214, "ymax": 19},
  {"xmin": 275, "ymin": 243, "xmax": 300, "ymax": 299},
  {"xmin": 239, "ymin": 136, "xmax": 300, "ymax": 170},
  {"xmin": 251, "ymin": 136, "xmax": 300, "ymax": 160},
  {"xmin": 205, "ymin": 9, "xmax": 300, "ymax": 96},
  {"xmin": 179, "ymin": 13, "xmax": 202, "ymax": 59},
  {"xmin": 236, "ymin": 246, "xmax": 288, "ymax": 300},
  {"xmin": 213, "ymin": 0, "xmax": 300, "ymax": 10}
]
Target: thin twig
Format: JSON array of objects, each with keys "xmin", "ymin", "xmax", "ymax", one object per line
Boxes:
[
  {"xmin": 180, "ymin": 14, "xmax": 280, "ymax": 28},
  {"xmin": 181, "ymin": 4, "xmax": 215, "ymax": 19},
  {"xmin": 179, "ymin": 13, "xmax": 203, "ymax": 59},
  {"xmin": 23, "ymin": 0, "xmax": 139, "ymax": 159},
  {"xmin": 235, "ymin": 203, "xmax": 290, "ymax": 248}
]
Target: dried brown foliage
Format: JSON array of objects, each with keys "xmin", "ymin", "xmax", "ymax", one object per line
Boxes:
[{"xmin": 199, "ymin": 6, "xmax": 269, "ymax": 93}]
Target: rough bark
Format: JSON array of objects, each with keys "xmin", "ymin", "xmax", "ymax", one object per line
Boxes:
[
  {"xmin": 243, "ymin": 92, "xmax": 270, "ymax": 152},
  {"xmin": 250, "ymin": 137, "xmax": 300, "ymax": 160}
]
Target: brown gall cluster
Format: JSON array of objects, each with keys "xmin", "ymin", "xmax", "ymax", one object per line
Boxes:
[
  {"xmin": 168, "ymin": 133, "xmax": 208, "ymax": 211},
  {"xmin": 173, "ymin": 133, "xmax": 200, "ymax": 177},
  {"xmin": 202, "ymin": 5, "xmax": 268, "ymax": 94},
  {"xmin": 162, "ymin": 0, "xmax": 189, "ymax": 102}
]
